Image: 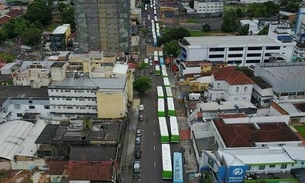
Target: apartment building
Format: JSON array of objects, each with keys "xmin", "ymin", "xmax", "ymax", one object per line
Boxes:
[
  {"xmin": 50, "ymin": 24, "xmax": 71, "ymax": 51},
  {"xmin": 74, "ymin": 0, "xmax": 130, "ymax": 53},
  {"xmin": 193, "ymin": 0, "xmax": 223, "ymax": 15},
  {"xmin": 178, "ymin": 35, "xmax": 296, "ymax": 67}
]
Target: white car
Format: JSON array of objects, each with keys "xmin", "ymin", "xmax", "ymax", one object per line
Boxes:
[{"xmin": 139, "ymin": 104, "xmax": 144, "ymax": 111}]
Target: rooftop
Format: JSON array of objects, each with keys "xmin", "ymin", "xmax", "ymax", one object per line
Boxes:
[
  {"xmin": 48, "ymin": 161, "xmax": 68, "ymax": 175},
  {"xmin": 198, "ymin": 101, "xmax": 256, "ymax": 111},
  {"xmin": 69, "ymin": 146, "xmax": 116, "ymax": 161},
  {"xmin": 180, "ymin": 35, "xmax": 292, "ymax": 48},
  {"xmin": 49, "ymin": 75, "xmax": 127, "ymax": 90},
  {"xmin": 213, "ymin": 67, "xmax": 254, "ymax": 85},
  {"xmin": 52, "ymin": 24, "xmax": 69, "ymax": 35},
  {"xmin": 68, "ymin": 163, "xmax": 113, "ymax": 181},
  {"xmin": 0, "ymin": 86, "xmax": 49, "ymax": 99},
  {"xmin": 35, "ymin": 124, "xmax": 59, "ymax": 144},
  {"xmin": 214, "ymin": 118, "xmax": 301, "ymax": 147},
  {"xmin": 51, "ymin": 62, "xmax": 66, "ymax": 68},
  {"xmin": 260, "ymin": 63, "xmax": 305, "ymax": 81}
]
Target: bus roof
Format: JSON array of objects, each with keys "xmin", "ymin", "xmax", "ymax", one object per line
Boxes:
[
  {"xmin": 158, "ymin": 98, "xmax": 165, "ymax": 111},
  {"xmin": 157, "ymin": 86, "xmax": 164, "ymax": 97},
  {"xmin": 170, "ymin": 116, "xmax": 179, "ymax": 136},
  {"xmin": 162, "ymin": 144, "xmax": 172, "ymax": 171},
  {"xmin": 166, "ymin": 87, "xmax": 173, "ymax": 97},
  {"xmin": 163, "ymin": 77, "xmax": 170, "ymax": 86},
  {"xmin": 159, "ymin": 117, "xmax": 169, "ymax": 137},
  {"xmin": 167, "ymin": 97, "xmax": 175, "ymax": 111}
]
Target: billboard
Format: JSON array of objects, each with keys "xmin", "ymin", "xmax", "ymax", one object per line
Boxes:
[{"xmin": 226, "ymin": 165, "xmax": 249, "ymax": 183}]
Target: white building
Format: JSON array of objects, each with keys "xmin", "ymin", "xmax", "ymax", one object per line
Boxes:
[
  {"xmin": 239, "ymin": 0, "xmax": 274, "ymax": 3},
  {"xmin": 208, "ymin": 67, "xmax": 254, "ymax": 102},
  {"xmin": 193, "ymin": 0, "xmax": 223, "ymax": 14},
  {"xmin": 178, "ymin": 35, "xmax": 296, "ymax": 66},
  {"xmin": 240, "ymin": 20, "xmax": 259, "ymax": 35}
]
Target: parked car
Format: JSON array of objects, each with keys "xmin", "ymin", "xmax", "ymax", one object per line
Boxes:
[
  {"xmin": 139, "ymin": 104, "xmax": 144, "ymax": 111},
  {"xmin": 135, "ymin": 137, "xmax": 142, "ymax": 145},
  {"xmin": 134, "ymin": 149, "xmax": 142, "ymax": 159},
  {"xmin": 139, "ymin": 115, "xmax": 144, "ymax": 121},
  {"xmin": 136, "ymin": 129, "xmax": 141, "ymax": 137}
]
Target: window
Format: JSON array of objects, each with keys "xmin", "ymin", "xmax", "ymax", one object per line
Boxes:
[
  {"xmin": 66, "ymin": 98, "xmax": 72, "ymax": 101},
  {"xmin": 29, "ymin": 106, "xmax": 35, "ymax": 109},
  {"xmin": 246, "ymin": 60, "xmax": 260, "ymax": 63},
  {"xmin": 269, "ymin": 165, "xmax": 276, "ymax": 168},
  {"xmin": 248, "ymin": 47, "xmax": 262, "ymax": 50},
  {"xmin": 265, "ymin": 53, "xmax": 272, "ymax": 56},
  {"xmin": 242, "ymin": 97, "xmax": 246, "ymax": 100},
  {"xmin": 44, "ymin": 105, "xmax": 50, "ymax": 109},
  {"xmin": 209, "ymin": 48, "xmax": 225, "ymax": 52},
  {"xmin": 228, "ymin": 54, "xmax": 243, "ymax": 58},
  {"xmin": 258, "ymin": 165, "xmax": 265, "ymax": 170},
  {"xmin": 67, "ymin": 107, "xmax": 73, "ymax": 109},
  {"xmin": 79, "ymin": 98, "xmax": 85, "ymax": 101},
  {"xmin": 229, "ymin": 47, "xmax": 243, "ymax": 51},
  {"xmin": 236, "ymin": 87, "xmax": 239, "ymax": 93},
  {"xmin": 80, "ymin": 107, "xmax": 86, "ymax": 109},
  {"xmin": 78, "ymin": 90, "xmax": 84, "ymax": 93},
  {"xmin": 29, "ymin": 100, "xmax": 33, "ymax": 104},
  {"xmin": 65, "ymin": 90, "xmax": 71, "ymax": 92},
  {"xmin": 227, "ymin": 60, "xmax": 242, "ymax": 64},
  {"xmin": 92, "ymin": 98, "xmax": 97, "ymax": 101},
  {"xmin": 14, "ymin": 104, "xmax": 21, "ymax": 109},
  {"xmin": 247, "ymin": 53, "xmax": 261, "ymax": 57},
  {"xmin": 266, "ymin": 46, "xmax": 280, "ymax": 50},
  {"xmin": 244, "ymin": 87, "xmax": 248, "ymax": 92},
  {"xmin": 209, "ymin": 54, "xmax": 224, "ymax": 58},
  {"xmin": 17, "ymin": 113, "xmax": 23, "ymax": 117}
]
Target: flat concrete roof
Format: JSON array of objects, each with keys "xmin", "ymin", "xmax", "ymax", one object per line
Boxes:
[
  {"xmin": 0, "ymin": 86, "xmax": 49, "ymax": 99},
  {"xmin": 183, "ymin": 35, "xmax": 291, "ymax": 47}
]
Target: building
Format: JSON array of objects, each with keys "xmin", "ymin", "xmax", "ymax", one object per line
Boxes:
[
  {"xmin": 0, "ymin": 86, "xmax": 50, "ymax": 123},
  {"xmin": 208, "ymin": 67, "xmax": 254, "ymax": 102},
  {"xmin": 193, "ymin": 0, "xmax": 223, "ymax": 15},
  {"xmin": 50, "ymin": 24, "xmax": 72, "ymax": 51},
  {"xmin": 178, "ymin": 35, "xmax": 296, "ymax": 66},
  {"xmin": 239, "ymin": 0, "xmax": 274, "ymax": 3},
  {"xmin": 240, "ymin": 19, "xmax": 259, "ymax": 35},
  {"xmin": 74, "ymin": 0, "xmax": 130, "ymax": 53}
]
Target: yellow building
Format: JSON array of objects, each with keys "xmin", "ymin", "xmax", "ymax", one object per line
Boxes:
[{"xmin": 189, "ymin": 76, "xmax": 211, "ymax": 92}]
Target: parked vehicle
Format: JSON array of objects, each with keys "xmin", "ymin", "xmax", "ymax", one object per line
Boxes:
[
  {"xmin": 135, "ymin": 137, "xmax": 142, "ymax": 145},
  {"xmin": 134, "ymin": 161, "xmax": 141, "ymax": 173},
  {"xmin": 136, "ymin": 129, "xmax": 141, "ymax": 137},
  {"xmin": 134, "ymin": 149, "xmax": 142, "ymax": 159}
]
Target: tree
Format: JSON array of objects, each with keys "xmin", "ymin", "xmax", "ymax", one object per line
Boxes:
[
  {"xmin": 133, "ymin": 76, "xmax": 152, "ymax": 96},
  {"xmin": 0, "ymin": 29, "xmax": 8, "ymax": 43},
  {"xmin": 138, "ymin": 62, "xmax": 148, "ymax": 70},
  {"xmin": 246, "ymin": 3, "xmax": 267, "ymax": 17},
  {"xmin": 236, "ymin": 8, "xmax": 244, "ymax": 18},
  {"xmin": 263, "ymin": 1, "xmax": 279, "ymax": 16},
  {"xmin": 286, "ymin": 2, "xmax": 300, "ymax": 13},
  {"xmin": 189, "ymin": 0, "xmax": 194, "ymax": 8},
  {"xmin": 202, "ymin": 23, "xmax": 211, "ymax": 32},
  {"xmin": 221, "ymin": 10, "xmax": 240, "ymax": 32},
  {"xmin": 258, "ymin": 25, "xmax": 269, "ymax": 35},
  {"xmin": 20, "ymin": 28, "xmax": 42, "ymax": 46},
  {"xmin": 239, "ymin": 24, "xmax": 249, "ymax": 35},
  {"xmin": 158, "ymin": 27, "xmax": 190, "ymax": 46},
  {"xmin": 24, "ymin": 1, "xmax": 53, "ymax": 26},
  {"xmin": 61, "ymin": 7, "xmax": 76, "ymax": 30},
  {"xmin": 164, "ymin": 40, "xmax": 180, "ymax": 57}
]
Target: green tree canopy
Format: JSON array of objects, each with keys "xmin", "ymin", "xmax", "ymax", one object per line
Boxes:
[
  {"xmin": 133, "ymin": 76, "xmax": 152, "ymax": 96},
  {"xmin": 60, "ymin": 7, "xmax": 76, "ymax": 30},
  {"xmin": 221, "ymin": 10, "xmax": 240, "ymax": 32},
  {"xmin": 20, "ymin": 27, "xmax": 42, "ymax": 46},
  {"xmin": 239, "ymin": 24, "xmax": 249, "ymax": 35},
  {"xmin": 285, "ymin": 2, "xmax": 300, "ymax": 13},
  {"xmin": 158, "ymin": 27, "xmax": 191, "ymax": 46},
  {"xmin": 138, "ymin": 62, "xmax": 148, "ymax": 70},
  {"xmin": 0, "ymin": 29, "xmax": 8, "ymax": 43},
  {"xmin": 258, "ymin": 25, "xmax": 269, "ymax": 35},
  {"xmin": 236, "ymin": 8, "xmax": 244, "ymax": 18},
  {"xmin": 24, "ymin": 1, "xmax": 53, "ymax": 26},
  {"xmin": 164, "ymin": 40, "xmax": 180, "ymax": 57},
  {"xmin": 202, "ymin": 23, "xmax": 211, "ymax": 32}
]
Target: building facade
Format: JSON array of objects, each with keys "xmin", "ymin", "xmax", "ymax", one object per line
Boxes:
[
  {"xmin": 193, "ymin": 0, "xmax": 223, "ymax": 15},
  {"xmin": 178, "ymin": 35, "xmax": 296, "ymax": 67},
  {"xmin": 74, "ymin": 0, "xmax": 130, "ymax": 53}
]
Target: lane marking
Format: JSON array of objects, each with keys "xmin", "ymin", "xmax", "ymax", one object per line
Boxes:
[
  {"xmin": 153, "ymin": 120, "xmax": 155, "ymax": 124},
  {"xmin": 154, "ymin": 145, "xmax": 155, "ymax": 150},
  {"xmin": 154, "ymin": 162, "xmax": 156, "ymax": 167},
  {"xmin": 153, "ymin": 132, "xmax": 155, "ymax": 136}
]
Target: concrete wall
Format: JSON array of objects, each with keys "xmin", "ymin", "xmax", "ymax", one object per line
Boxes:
[
  {"xmin": 97, "ymin": 90, "xmax": 127, "ymax": 118},
  {"xmin": 223, "ymin": 115, "xmax": 290, "ymax": 124}
]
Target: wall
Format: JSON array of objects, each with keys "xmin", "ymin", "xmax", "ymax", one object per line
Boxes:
[
  {"xmin": 248, "ymin": 163, "xmax": 293, "ymax": 174},
  {"xmin": 69, "ymin": 181, "xmax": 90, "ymax": 183},
  {"xmin": 97, "ymin": 90, "xmax": 126, "ymax": 118},
  {"xmin": 0, "ymin": 160, "xmax": 10, "ymax": 170},
  {"xmin": 191, "ymin": 122, "xmax": 214, "ymax": 138},
  {"xmin": 10, "ymin": 159, "xmax": 46, "ymax": 170},
  {"xmin": 51, "ymin": 64, "xmax": 68, "ymax": 81},
  {"xmin": 223, "ymin": 115, "xmax": 290, "ymax": 124}
]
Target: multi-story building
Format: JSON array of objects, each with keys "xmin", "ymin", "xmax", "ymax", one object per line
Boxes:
[
  {"xmin": 178, "ymin": 35, "xmax": 296, "ymax": 67},
  {"xmin": 50, "ymin": 24, "xmax": 71, "ymax": 51},
  {"xmin": 193, "ymin": 0, "xmax": 223, "ymax": 15},
  {"xmin": 208, "ymin": 67, "xmax": 254, "ymax": 102},
  {"xmin": 239, "ymin": 0, "xmax": 274, "ymax": 3},
  {"xmin": 74, "ymin": 0, "xmax": 130, "ymax": 53}
]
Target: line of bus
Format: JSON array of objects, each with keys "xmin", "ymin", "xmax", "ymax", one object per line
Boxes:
[
  {"xmin": 169, "ymin": 116, "xmax": 180, "ymax": 143},
  {"xmin": 162, "ymin": 69, "xmax": 168, "ymax": 77},
  {"xmin": 155, "ymin": 65, "xmax": 161, "ymax": 75},
  {"xmin": 167, "ymin": 97, "xmax": 176, "ymax": 116},
  {"xmin": 161, "ymin": 65, "xmax": 166, "ymax": 71},
  {"xmin": 158, "ymin": 98, "xmax": 165, "ymax": 117},
  {"xmin": 157, "ymin": 86, "xmax": 164, "ymax": 98},
  {"xmin": 159, "ymin": 51, "xmax": 163, "ymax": 57},
  {"xmin": 159, "ymin": 57, "xmax": 165, "ymax": 66},
  {"xmin": 144, "ymin": 58, "xmax": 149, "ymax": 68},
  {"xmin": 163, "ymin": 77, "xmax": 170, "ymax": 87},
  {"xmin": 158, "ymin": 117, "xmax": 169, "ymax": 143},
  {"xmin": 165, "ymin": 87, "xmax": 173, "ymax": 98},
  {"xmin": 161, "ymin": 144, "xmax": 173, "ymax": 179},
  {"xmin": 173, "ymin": 152, "xmax": 184, "ymax": 183}
]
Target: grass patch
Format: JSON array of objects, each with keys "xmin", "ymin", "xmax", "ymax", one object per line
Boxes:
[
  {"xmin": 294, "ymin": 125, "xmax": 305, "ymax": 139},
  {"xmin": 224, "ymin": 4, "xmax": 247, "ymax": 11},
  {"xmin": 187, "ymin": 19, "xmax": 198, "ymax": 23},
  {"xmin": 0, "ymin": 53, "xmax": 17, "ymax": 63},
  {"xmin": 190, "ymin": 30, "xmax": 207, "ymax": 37}
]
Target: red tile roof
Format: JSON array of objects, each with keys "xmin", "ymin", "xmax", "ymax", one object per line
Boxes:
[
  {"xmin": 0, "ymin": 16, "xmax": 10, "ymax": 26},
  {"xmin": 213, "ymin": 66, "xmax": 254, "ymax": 85},
  {"xmin": 69, "ymin": 163, "xmax": 113, "ymax": 181},
  {"xmin": 214, "ymin": 118, "xmax": 301, "ymax": 147},
  {"xmin": 48, "ymin": 161, "xmax": 68, "ymax": 175},
  {"xmin": 218, "ymin": 113, "xmax": 248, "ymax": 119},
  {"xmin": 6, "ymin": 9, "xmax": 22, "ymax": 18}
]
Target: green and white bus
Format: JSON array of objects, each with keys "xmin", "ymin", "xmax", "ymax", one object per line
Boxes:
[
  {"xmin": 163, "ymin": 77, "xmax": 170, "ymax": 87},
  {"xmin": 162, "ymin": 69, "xmax": 168, "ymax": 78},
  {"xmin": 158, "ymin": 98, "xmax": 165, "ymax": 117},
  {"xmin": 161, "ymin": 144, "xmax": 173, "ymax": 179},
  {"xmin": 161, "ymin": 65, "xmax": 166, "ymax": 71},
  {"xmin": 157, "ymin": 86, "xmax": 164, "ymax": 98},
  {"xmin": 169, "ymin": 116, "xmax": 180, "ymax": 143},
  {"xmin": 167, "ymin": 97, "xmax": 176, "ymax": 116},
  {"xmin": 165, "ymin": 87, "xmax": 173, "ymax": 98},
  {"xmin": 144, "ymin": 58, "xmax": 149, "ymax": 68},
  {"xmin": 155, "ymin": 65, "xmax": 161, "ymax": 76},
  {"xmin": 158, "ymin": 117, "xmax": 169, "ymax": 143}
]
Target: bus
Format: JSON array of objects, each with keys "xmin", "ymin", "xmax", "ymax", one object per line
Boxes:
[
  {"xmin": 159, "ymin": 51, "xmax": 163, "ymax": 57},
  {"xmin": 161, "ymin": 65, "xmax": 166, "ymax": 71},
  {"xmin": 155, "ymin": 65, "xmax": 161, "ymax": 76},
  {"xmin": 173, "ymin": 152, "xmax": 183, "ymax": 183},
  {"xmin": 167, "ymin": 97, "xmax": 176, "ymax": 116},
  {"xmin": 162, "ymin": 69, "xmax": 168, "ymax": 77},
  {"xmin": 163, "ymin": 77, "xmax": 170, "ymax": 87},
  {"xmin": 159, "ymin": 57, "xmax": 165, "ymax": 66},
  {"xmin": 144, "ymin": 58, "xmax": 149, "ymax": 67},
  {"xmin": 162, "ymin": 144, "xmax": 173, "ymax": 179},
  {"xmin": 165, "ymin": 87, "xmax": 173, "ymax": 97},
  {"xmin": 158, "ymin": 98, "xmax": 165, "ymax": 117},
  {"xmin": 158, "ymin": 117, "xmax": 169, "ymax": 143},
  {"xmin": 157, "ymin": 86, "xmax": 164, "ymax": 98},
  {"xmin": 154, "ymin": 56, "xmax": 159, "ymax": 65},
  {"xmin": 170, "ymin": 116, "xmax": 180, "ymax": 143},
  {"xmin": 154, "ymin": 51, "xmax": 159, "ymax": 58}
]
